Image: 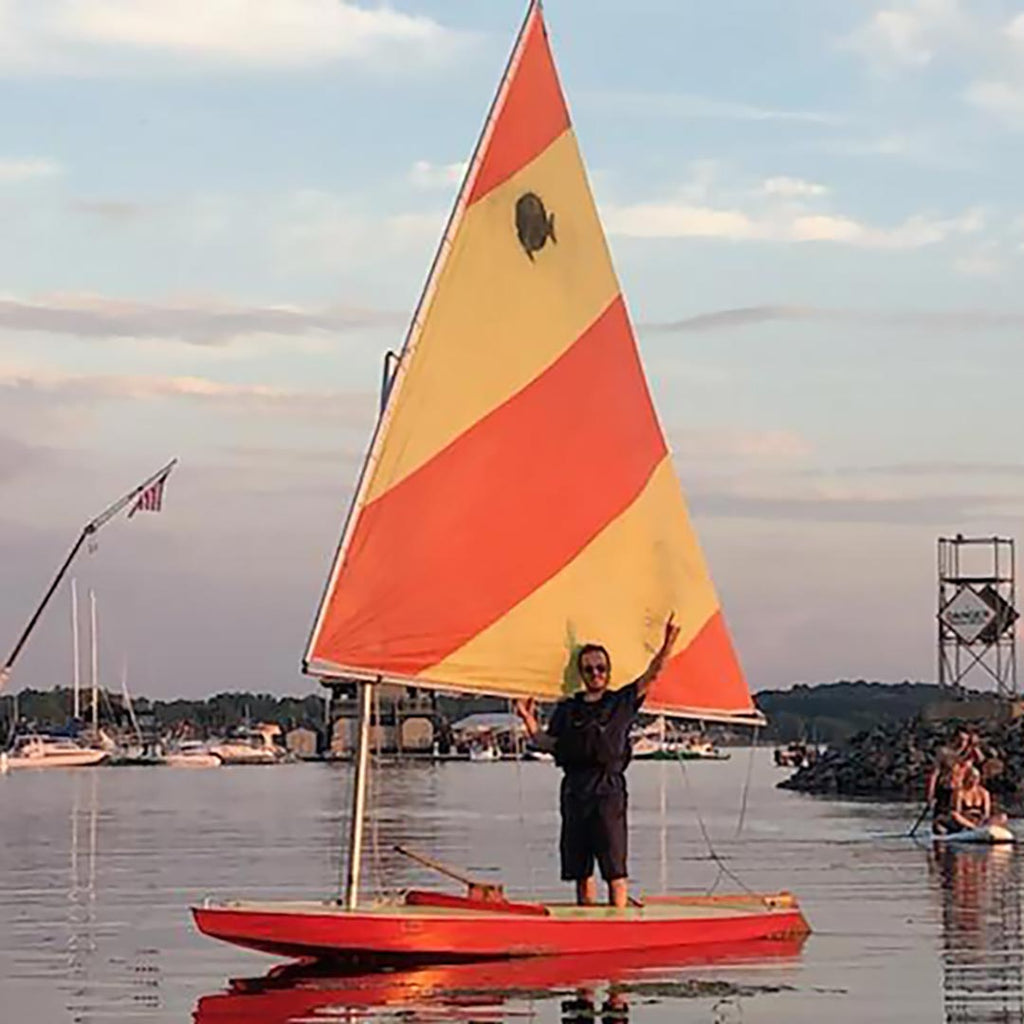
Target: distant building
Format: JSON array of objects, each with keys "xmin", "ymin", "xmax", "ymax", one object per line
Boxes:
[
  {"xmin": 285, "ymin": 726, "xmax": 319, "ymax": 759},
  {"xmin": 321, "ymin": 680, "xmax": 442, "ymax": 756}
]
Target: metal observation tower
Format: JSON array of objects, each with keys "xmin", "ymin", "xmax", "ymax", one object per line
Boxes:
[{"xmin": 937, "ymin": 535, "xmax": 1018, "ymax": 697}]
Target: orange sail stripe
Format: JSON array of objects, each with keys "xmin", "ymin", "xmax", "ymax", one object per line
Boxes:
[
  {"xmin": 311, "ymin": 296, "xmax": 666, "ymax": 676},
  {"xmin": 647, "ymin": 611, "xmax": 752, "ymax": 715},
  {"xmin": 467, "ymin": 6, "xmax": 570, "ymax": 205}
]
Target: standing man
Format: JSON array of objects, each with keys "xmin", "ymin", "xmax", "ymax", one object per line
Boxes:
[{"xmin": 515, "ymin": 615, "xmax": 680, "ymax": 908}]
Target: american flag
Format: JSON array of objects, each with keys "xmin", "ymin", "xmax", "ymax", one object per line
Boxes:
[{"xmin": 128, "ymin": 471, "xmax": 169, "ymax": 518}]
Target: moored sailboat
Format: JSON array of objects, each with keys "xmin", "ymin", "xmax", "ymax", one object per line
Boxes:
[
  {"xmin": 0, "ymin": 734, "xmax": 108, "ymax": 771},
  {"xmin": 193, "ymin": 1, "xmax": 807, "ymax": 962}
]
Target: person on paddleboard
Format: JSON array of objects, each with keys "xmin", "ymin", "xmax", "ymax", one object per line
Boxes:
[
  {"xmin": 927, "ymin": 749, "xmax": 963, "ymax": 834},
  {"xmin": 515, "ymin": 614, "xmax": 681, "ymax": 908},
  {"xmin": 949, "ymin": 764, "xmax": 1007, "ymax": 833}
]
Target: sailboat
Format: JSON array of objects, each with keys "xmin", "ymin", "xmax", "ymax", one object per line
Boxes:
[
  {"xmin": 0, "ymin": 582, "xmax": 108, "ymax": 771},
  {"xmin": 193, "ymin": 1, "xmax": 808, "ymax": 962}
]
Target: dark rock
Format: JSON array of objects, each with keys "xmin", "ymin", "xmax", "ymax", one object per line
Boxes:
[{"xmin": 778, "ymin": 715, "xmax": 1024, "ymax": 811}]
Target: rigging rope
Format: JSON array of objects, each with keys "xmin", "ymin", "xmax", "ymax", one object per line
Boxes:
[
  {"xmin": 673, "ymin": 747, "xmax": 754, "ymax": 896},
  {"xmin": 508, "ymin": 698, "xmax": 539, "ymax": 899},
  {"xmin": 734, "ymin": 724, "xmax": 760, "ymax": 838}
]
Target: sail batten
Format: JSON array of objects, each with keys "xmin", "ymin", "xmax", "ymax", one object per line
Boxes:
[{"xmin": 305, "ymin": 3, "xmax": 757, "ymax": 721}]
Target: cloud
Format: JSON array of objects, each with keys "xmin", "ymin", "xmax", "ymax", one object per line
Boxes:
[
  {"xmin": 964, "ymin": 79, "xmax": 1024, "ymax": 127},
  {"xmin": 644, "ymin": 304, "xmax": 1024, "ymax": 334},
  {"xmin": 275, "ymin": 189, "xmax": 443, "ymax": 272},
  {"xmin": 845, "ymin": 1, "xmax": 1024, "ymax": 134},
  {"xmin": 0, "ymin": 293, "xmax": 402, "ymax": 344},
  {"xmin": 670, "ymin": 428, "xmax": 813, "ymax": 466},
  {"xmin": 408, "ymin": 160, "xmax": 467, "ymax": 190},
  {"xmin": 645, "ymin": 305, "xmax": 811, "ymax": 333},
  {"xmin": 0, "ymin": 366, "xmax": 378, "ymax": 422},
  {"xmin": 70, "ymin": 199, "xmax": 151, "ymax": 222},
  {"xmin": 684, "ymin": 463, "xmax": 1023, "ymax": 525},
  {"xmin": 953, "ymin": 244, "xmax": 1003, "ymax": 277},
  {"xmin": 847, "ymin": 9, "xmax": 936, "ymax": 68},
  {"xmin": 0, "ymin": 434, "xmax": 54, "ymax": 482},
  {"xmin": 843, "ymin": 0, "xmax": 968, "ymax": 73},
  {"xmin": 0, "ymin": 1, "xmax": 466, "ymax": 75},
  {"xmin": 823, "ymin": 461, "xmax": 1024, "ymax": 479},
  {"xmin": 606, "ymin": 200, "xmax": 981, "ymax": 249},
  {"xmin": 690, "ymin": 490, "xmax": 1006, "ymax": 525},
  {"xmin": 759, "ymin": 177, "xmax": 829, "ymax": 198},
  {"xmin": 825, "ymin": 133, "xmax": 927, "ymax": 158},
  {"xmin": 602, "ymin": 159, "xmax": 984, "ymax": 249},
  {"xmin": 587, "ymin": 90, "xmax": 838, "ymax": 125},
  {"xmin": 820, "ymin": 131, "xmax": 976, "ymax": 170},
  {"xmin": 0, "ymin": 157, "xmax": 61, "ymax": 181}
]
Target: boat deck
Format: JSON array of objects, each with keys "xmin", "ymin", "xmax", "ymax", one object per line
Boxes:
[{"xmin": 201, "ymin": 891, "xmax": 800, "ymax": 921}]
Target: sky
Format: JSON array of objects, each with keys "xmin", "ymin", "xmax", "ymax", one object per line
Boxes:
[{"xmin": 2, "ymin": 0, "xmax": 1023, "ymax": 700}]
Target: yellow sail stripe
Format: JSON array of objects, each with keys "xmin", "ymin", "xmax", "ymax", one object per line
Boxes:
[
  {"xmin": 423, "ymin": 455, "xmax": 720, "ymax": 698},
  {"xmin": 365, "ymin": 128, "xmax": 620, "ymax": 503}
]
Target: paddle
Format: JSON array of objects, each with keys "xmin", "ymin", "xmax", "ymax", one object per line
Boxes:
[{"xmin": 908, "ymin": 802, "xmax": 932, "ymax": 838}]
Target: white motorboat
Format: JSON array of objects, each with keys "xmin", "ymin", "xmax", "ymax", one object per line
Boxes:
[
  {"xmin": 164, "ymin": 740, "xmax": 222, "ymax": 768},
  {"xmin": 467, "ymin": 742, "xmax": 501, "ymax": 762},
  {"xmin": 1, "ymin": 734, "xmax": 108, "ymax": 771},
  {"xmin": 631, "ymin": 721, "xmax": 729, "ymax": 761},
  {"xmin": 523, "ymin": 749, "xmax": 554, "ymax": 762},
  {"xmin": 209, "ymin": 725, "xmax": 285, "ymax": 765}
]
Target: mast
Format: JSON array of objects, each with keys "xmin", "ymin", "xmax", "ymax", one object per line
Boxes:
[
  {"xmin": 71, "ymin": 578, "xmax": 81, "ymax": 721},
  {"xmin": 122, "ymin": 657, "xmax": 142, "ymax": 746},
  {"xmin": 343, "ymin": 679, "xmax": 374, "ymax": 908},
  {"xmin": 89, "ymin": 589, "xmax": 98, "ymax": 736},
  {"xmin": 341, "ymin": 347, "xmax": 401, "ymax": 908}
]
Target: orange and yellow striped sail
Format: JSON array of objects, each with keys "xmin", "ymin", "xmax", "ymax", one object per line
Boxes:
[{"xmin": 305, "ymin": 3, "xmax": 756, "ymax": 722}]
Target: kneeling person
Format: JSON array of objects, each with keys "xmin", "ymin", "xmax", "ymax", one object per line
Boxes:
[{"xmin": 516, "ymin": 616, "xmax": 679, "ymax": 908}]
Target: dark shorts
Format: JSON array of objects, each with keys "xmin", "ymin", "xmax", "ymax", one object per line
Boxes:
[{"xmin": 559, "ymin": 785, "xmax": 628, "ymax": 882}]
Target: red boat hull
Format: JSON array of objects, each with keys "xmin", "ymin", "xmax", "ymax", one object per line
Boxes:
[{"xmin": 192, "ymin": 891, "xmax": 809, "ymax": 963}]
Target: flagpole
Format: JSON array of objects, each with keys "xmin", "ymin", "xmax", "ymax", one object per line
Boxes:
[{"xmin": 0, "ymin": 457, "xmax": 177, "ymax": 693}]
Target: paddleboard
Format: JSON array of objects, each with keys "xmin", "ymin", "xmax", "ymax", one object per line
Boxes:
[{"xmin": 931, "ymin": 824, "xmax": 1015, "ymax": 845}]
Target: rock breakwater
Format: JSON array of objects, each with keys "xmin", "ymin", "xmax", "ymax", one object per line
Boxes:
[{"xmin": 778, "ymin": 716, "xmax": 1024, "ymax": 810}]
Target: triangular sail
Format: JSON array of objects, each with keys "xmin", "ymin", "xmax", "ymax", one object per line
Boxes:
[{"xmin": 305, "ymin": 2, "xmax": 757, "ymax": 723}]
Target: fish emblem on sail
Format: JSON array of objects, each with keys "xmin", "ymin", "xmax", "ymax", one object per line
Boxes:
[{"xmin": 515, "ymin": 192, "xmax": 557, "ymax": 260}]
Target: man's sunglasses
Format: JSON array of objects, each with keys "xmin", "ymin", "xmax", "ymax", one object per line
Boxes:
[{"xmin": 581, "ymin": 664, "xmax": 608, "ymax": 677}]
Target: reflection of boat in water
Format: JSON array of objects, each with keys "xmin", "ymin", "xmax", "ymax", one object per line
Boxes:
[
  {"xmin": 931, "ymin": 843, "xmax": 1024, "ymax": 1022},
  {"xmin": 0, "ymin": 734, "xmax": 108, "ymax": 771},
  {"xmin": 193, "ymin": 934, "xmax": 809, "ymax": 1024}
]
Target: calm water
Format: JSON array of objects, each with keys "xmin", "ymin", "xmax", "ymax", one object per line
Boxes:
[{"xmin": 0, "ymin": 749, "xmax": 1020, "ymax": 1022}]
